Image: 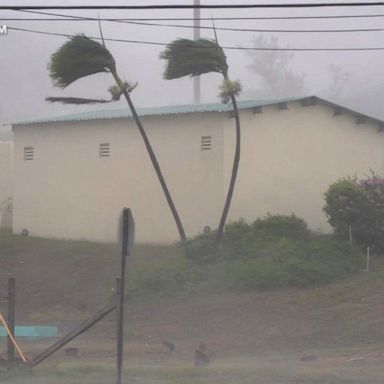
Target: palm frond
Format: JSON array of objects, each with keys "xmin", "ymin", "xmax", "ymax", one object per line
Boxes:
[
  {"xmin": 46, "ymin": 97, "xmax": 112, "ymax": 105},
  {"xmin": 48, "ymin": 34, "xmax": 116, "ymax": 88},
  {"xmin": 160, "ymin": 38, "xmax": 228, "ymax": 79}
]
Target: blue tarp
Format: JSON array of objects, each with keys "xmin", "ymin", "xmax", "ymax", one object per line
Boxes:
[{"xmin": 0, "ymin": 326, "xmax": 58, "ymax": 338}]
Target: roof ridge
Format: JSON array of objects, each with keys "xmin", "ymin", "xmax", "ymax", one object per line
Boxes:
[{"xmin": 11, "ymin": 96, "xmax": 384, "ymax": 126}]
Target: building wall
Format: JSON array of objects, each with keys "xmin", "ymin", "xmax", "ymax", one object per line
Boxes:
[
  {"xmin": 223, "ymin": 101, "xmax": 384, "ymax": 231},
  {"xmin": 0, "ymin": 141, "xmax": 13, "ymax": 229},
  {"xmin": 13, "ymin": 113, "xmax": 224, "ymax": 243},
  {"xmin": 13, "ymin": 101, "xmax": 384, "ymax": 243}
]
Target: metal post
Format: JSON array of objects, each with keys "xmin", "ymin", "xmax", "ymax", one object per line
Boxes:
[
  {"xmin": 193, "ymin": 0, "xmax": 201, "ymax": 104},
  {"xmin": 117, "ymin": 209, "xmax": 129, "ymax": 384},
  {"xmin": 115, "ymin": 277, "xmax": 121, "ymax": 366},
  {"xmin": 7, "ymin": 278, "xmax": 15, "ymax": 370}
]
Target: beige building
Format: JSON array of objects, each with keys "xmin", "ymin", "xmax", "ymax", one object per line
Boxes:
[
  {"xmin": 11, "ymin": 96, "xmax": 384, "ymax": 243},
  {"xmin": 0, "ymin": 141, "xmax": 13, "ymax": 229}
]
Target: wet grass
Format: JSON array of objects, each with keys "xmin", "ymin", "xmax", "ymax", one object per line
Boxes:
[
  {"xmin": 3, "ymin": 354, "xmax": 384, "ymax": 384},
  {"xmin": 3, "ymin": 232, "xmax": 384, "ymax": 383}
]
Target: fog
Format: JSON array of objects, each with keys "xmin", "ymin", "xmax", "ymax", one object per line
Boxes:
[
  {"xmin": 1, "ymin": 0, "xmax": 384, "ymax": 139},
  {"xmin": 3, "ymin": 2, "xmax": 384, "ymax": 383}
]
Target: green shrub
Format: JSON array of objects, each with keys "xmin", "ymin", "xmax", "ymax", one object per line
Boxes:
[
  {"xmin": 224, "ymin": 236, "xmax": 362, "ymax": 289},
  {"xmin": 324, "ymin": 176, "xmax": 384, "ymax": 252},
  {"xmin": 153, "ymin": 214, "xmax": 365, "ymax": 294},
  {"xmin": 126, "ymin": 234, "xmax": 362, "ymax": 298},
  {"xmin": 185, "ymin": 214, "xmax": 311, "ymax": 262},
  {"xmin": 252, "ymin": 213, "xmax": 311, "ymax": 242}
]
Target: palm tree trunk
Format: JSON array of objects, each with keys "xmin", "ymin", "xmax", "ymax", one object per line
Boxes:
[
  {"xmin": 111, "ymin": 70, "xmax": 187, "ymax": 243},
  {"xmin": 215, "ymin": 73, "xmax": 241, "ymax": 243}
]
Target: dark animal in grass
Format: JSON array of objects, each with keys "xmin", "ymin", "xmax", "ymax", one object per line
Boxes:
[
  {"xmin": 161, "ymin": 339, "xmax": 175, "ymax": 354},
  {"xmin": 194, "ymin": 343, "xmax": 210, "ymax": 366}
]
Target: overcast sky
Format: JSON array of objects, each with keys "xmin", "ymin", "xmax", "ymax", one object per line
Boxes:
[{"xmin": 1, "ymin": 0, "xmax": 384, "ymax": 138}]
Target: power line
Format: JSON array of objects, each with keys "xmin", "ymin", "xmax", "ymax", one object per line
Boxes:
[
  {"xmin": 81, "ymin": 19, "xmax": 384, "ymax": 33},
  {"xmin": 7, "ymin": 25, "xmax": 384, "ymax": 52},
  {"xmin": 4, "ymin": 15, "xmax": 384, "ymax": 21},
  {"xmin": 10, "ymin": 10, "xmax": 384, "ymax": 34},
  {"xmin": 8, "ymin": 9, "xmax": 384, "ymax": 21},
  {"xmin": 2, "ymin": 3, "xmax": 384, "ymax": 10}
]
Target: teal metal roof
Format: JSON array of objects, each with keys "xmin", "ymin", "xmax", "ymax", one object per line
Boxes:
[
  {"xmin": 12, "ymin": 96, "xmax": 384, "ymax": 127},
  {"xmin": 12, "ymin": 97, "xmax": 303, "ymax": 126}
]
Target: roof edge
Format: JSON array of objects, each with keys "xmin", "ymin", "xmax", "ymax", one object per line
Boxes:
[{"xmin": 10, "ymin": 96, "xmax": 384, "ymax": 127}]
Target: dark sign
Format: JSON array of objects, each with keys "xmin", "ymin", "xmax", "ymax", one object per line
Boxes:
[{"xmin": 119, "ymin": 208, "xmax": 135, "ymax": 255}]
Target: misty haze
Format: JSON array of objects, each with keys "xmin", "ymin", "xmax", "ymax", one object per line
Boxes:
[{"xmin": 2, "ymin": 1, "xmax": 384, "ymax": 383}]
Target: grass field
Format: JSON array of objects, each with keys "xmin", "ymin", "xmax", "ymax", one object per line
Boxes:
[{"xmin": 2, "ymin": 231, "xmax": 384, "ymax": 383}]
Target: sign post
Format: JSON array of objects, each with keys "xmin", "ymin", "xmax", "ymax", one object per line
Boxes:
[{"xmin": 117, "ymin": 208, "xmax": 134, "ymax": 384}]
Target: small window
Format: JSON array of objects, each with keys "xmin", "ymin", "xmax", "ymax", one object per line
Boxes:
[
  {"xmin": 24, "ymin": 146, "xmax": 34, "ymax": 161},
  {"xmin": 99, "ymin": 143, "xmax": 110, "ymax": 157},
  {"xmin": 201, "ymin": 136, "xmax": 212, "ymax": 151}
]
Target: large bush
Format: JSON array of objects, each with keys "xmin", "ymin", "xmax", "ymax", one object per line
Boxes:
[
  {"xmin": 324, "ymin": 176, "xmax": 384, "ymax": 252},
  {"xmin": 185, "ymin": 214, "xmax": 311, "ymax": 262},
  {"xmin": 125, "ymin": 215, "xmax": 362, "ymax": 298},
  {"xmin": 224, "ymin": 237, "xmax": 362, "ymax": 289},
  {"xmin": 252, "ymin": 213, "xmax": 311, "ymax": 242},
  {"xmin": 181, "ymin": 214, "xmax": 363, "ymax": 289}
]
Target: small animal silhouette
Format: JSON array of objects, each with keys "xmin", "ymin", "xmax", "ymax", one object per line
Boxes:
[
  {"xmin": 161, "ymin": 339, "xmax": 175, "ymax": 354},
  {"xmin": 194, "ymin": 349, "xmax": 210, "ymax": 366},
  {"xmin": 194, "ymin": 342, "xmax": 210, "ymax": 366}
]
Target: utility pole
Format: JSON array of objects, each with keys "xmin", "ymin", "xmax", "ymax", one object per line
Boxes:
[{"xmin": 193, "ymin": 0, "xmax": 201, "ymax": 104}]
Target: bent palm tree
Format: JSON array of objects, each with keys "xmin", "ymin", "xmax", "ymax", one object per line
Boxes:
[
  {"xmin": 48, "ymin": 34, "xmax": 187, "ymax": 242},
  {"xmin": 160, "ymin": 38, "xmax": 241, "ymax": 243}
]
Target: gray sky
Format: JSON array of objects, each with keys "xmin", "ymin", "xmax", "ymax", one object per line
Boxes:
[{"xmin": 1, "ymin": 0, "xmax": 384, "ymax": 138}]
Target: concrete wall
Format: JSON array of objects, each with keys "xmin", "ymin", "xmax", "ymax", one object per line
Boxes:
[
  {"xmin": 13, "ymin": 113, "xmax": 224, "ymax": 243},
  {"xmin": 0, "ymin": 141, "xmax": 13, "ymax": 229},
  {"xmin": 12, "ymin": 100, "xmax": 384, "ymax": 243},
  {"xmin": 223, "ymin": 100, "xmax": 384, "ymax": 231}
]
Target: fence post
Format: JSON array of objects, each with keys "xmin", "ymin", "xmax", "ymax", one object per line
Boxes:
[{"xmin": 7, "ymin": 278, "xmax": 15, "ymax": 370}]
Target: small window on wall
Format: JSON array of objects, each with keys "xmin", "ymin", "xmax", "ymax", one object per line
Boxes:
[
  {"xmin": 201, "ymin": 135, "xmax": 212, "ymax": 151},
  {"xmin": 24, "ymin": 146, "xmax": 34, "ymax": 161},
  {"xmin": 99, "ymin": 143, "xmax": 110, "ymax": 157}
]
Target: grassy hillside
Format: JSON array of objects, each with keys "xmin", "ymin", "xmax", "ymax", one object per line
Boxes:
[{"xmin": 2, "ymin": 231, "xmax": 384, "ymax": 383}]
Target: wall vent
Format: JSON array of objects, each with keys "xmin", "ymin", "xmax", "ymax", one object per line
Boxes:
[
  {"xmin": 201, "ymin": 136, "xmax": 212, "ymax": 151},
  {"xmin": 24, "ymin": 146, "xmax": 34, "ymax": 161},
  {"xmin": 99, "ymin": 143, "xmax": 110, "ymax": 157}
]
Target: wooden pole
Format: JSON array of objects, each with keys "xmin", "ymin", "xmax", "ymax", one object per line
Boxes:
[
  {"xmin": 7, "ymin": 278, "xmax": 15, "ymax": 370},
  {"xmin": 0, "ymin": 313, "xmax": 27, "ymax": 364}
]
